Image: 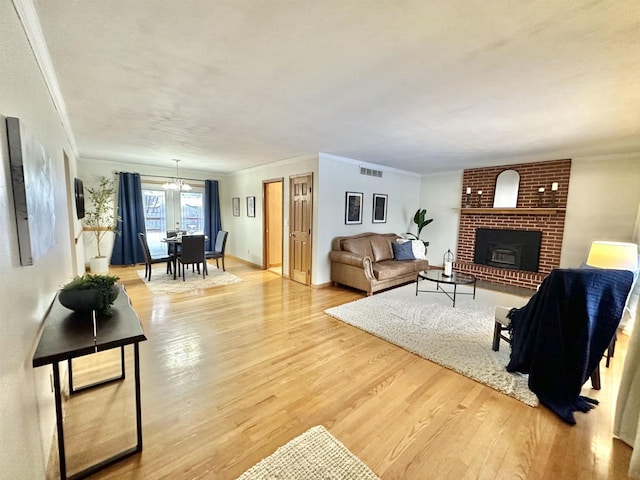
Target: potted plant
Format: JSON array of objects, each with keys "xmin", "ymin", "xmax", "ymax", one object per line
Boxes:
[
  {"xmin": 58, "ymin": 273, "xmax": 120, "ymax": 316},
  {"xmin": 83, "ymin": 176, "xmax": 119, "ymax": 273},
  {"xmin": 406, "ymin": 208, "xmax": 434, "ymax": 251}
]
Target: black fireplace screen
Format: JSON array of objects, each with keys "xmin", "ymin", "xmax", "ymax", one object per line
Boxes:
[{"xmin": 474, "ymin": 228, "xmax": 542, "ymax": 272}]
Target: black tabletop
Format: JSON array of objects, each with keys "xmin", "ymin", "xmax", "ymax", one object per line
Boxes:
[{"xmin": 33, "ymin": 286, "xmax": 146, "ymax": 367}]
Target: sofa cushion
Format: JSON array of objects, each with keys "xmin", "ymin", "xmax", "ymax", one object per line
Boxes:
[
  {"xmin": 370, "ymin": 235, "xmax": 394, "ymax": 262},
  {"xmin": 392, "ymin": 241, "xmax": 415, "ymax": 260},
  {"xmin": 342, "ymin": 237, "xmax": 374, "ymax": 259},
  {"xmin": 373, "ymin": 260, "xmax": 415, "ymax": 280}
]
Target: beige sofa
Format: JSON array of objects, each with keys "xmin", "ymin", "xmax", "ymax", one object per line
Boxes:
[{"xmin": 329, "ymin": 232, "xmax": 429, "ymax": 295}]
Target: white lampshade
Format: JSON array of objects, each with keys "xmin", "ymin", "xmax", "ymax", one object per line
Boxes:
[{"xmin": 586, "ymin": 241, "xmax": 638, "ymax": 271}]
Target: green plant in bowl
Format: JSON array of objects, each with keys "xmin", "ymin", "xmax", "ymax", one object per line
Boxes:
[{"xmin": 59, "ymin": 273, "xmax": 120, "ymax": 316}]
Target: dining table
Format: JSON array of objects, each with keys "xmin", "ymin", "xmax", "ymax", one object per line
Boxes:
[{"xmin": 161, "ymin": 234, "xmax": 208, "ymax": 279}]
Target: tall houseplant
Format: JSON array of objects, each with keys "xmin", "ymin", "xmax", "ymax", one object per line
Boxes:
[
  {"xmin": 406, "ymin": 208, "xmax": 433, "ymax": 250},
  {"xmin": 84, "ymin": 176, "xmax": 119, "ymax": 273}
]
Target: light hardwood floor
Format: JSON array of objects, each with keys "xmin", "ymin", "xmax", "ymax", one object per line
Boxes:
[{"xmin": 48, "ymin": 258, "xmax": 632, "ymax": 479}]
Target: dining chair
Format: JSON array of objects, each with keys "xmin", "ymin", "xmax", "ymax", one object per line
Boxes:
[
  {"xmin": 205, "ymin": 230, "xmax": 229, "ymax": 272},
  {"xmin": 166, "ymin": 229, "xmax": 187, "ymax": 255},
  {"xmin": 177, "ymin": 234, "xmax": 206, "ymax": 281},
  {"xmin": 138, "ymin": 232, "xmax": 173, "ymax": 281}
]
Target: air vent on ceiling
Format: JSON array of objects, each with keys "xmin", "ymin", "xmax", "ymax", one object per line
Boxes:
[{"xmin": 360, "ymin": 167, "xmax": 383, "ymax": 178}]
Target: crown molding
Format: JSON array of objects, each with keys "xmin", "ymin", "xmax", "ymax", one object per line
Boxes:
[{"xmin": 12, "ymin": 0, "xmax": 78, "ymax": 157}]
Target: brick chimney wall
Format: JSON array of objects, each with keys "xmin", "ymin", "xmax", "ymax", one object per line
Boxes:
[{"xmin": 454, "ymin": 159, "xmax": 571, "ymax": 289}]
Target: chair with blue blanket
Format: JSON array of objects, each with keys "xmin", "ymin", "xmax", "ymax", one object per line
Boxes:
[{"xmin": 496, "ymin": 268, "xmax": 633, "ymax": 424}]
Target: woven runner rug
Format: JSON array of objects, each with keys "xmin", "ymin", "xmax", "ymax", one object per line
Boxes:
[
  {"xmin": 325, "ymin": 294, "xmax": 538, "ymax": 407},
  {"xmin": 137, "ymin": 263, "xmax": 242, "ymax": 295},
  {"xmin": 236, "ymin": 426, "xmax": 380, "ymax": 480}
]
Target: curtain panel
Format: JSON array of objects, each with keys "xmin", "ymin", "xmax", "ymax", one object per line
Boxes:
[
  {"xmin": 111, "ymin": 172, "xmax": 146, "ymax": 265},
  {"xmin": 204, "ymin": 180, "xmax": 222, "ymax": 250}
]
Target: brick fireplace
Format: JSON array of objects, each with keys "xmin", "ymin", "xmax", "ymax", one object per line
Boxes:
[{"xmin": 454, "ymin": 159, "xmax": 571, "ymax": 289}]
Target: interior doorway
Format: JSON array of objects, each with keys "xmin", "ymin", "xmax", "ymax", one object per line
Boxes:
[
  {"xmin": 263, "ymin": 178, "xmax": 283, "ymax": 275},
  {"xmin": 289, "ymin": 173, "xmax": 313, "ymax": 285}
]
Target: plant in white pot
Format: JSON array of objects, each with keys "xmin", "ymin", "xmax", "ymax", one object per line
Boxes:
[{"xmin": 84, "ymin": 176, "xmax": 119, "ymax": 273}]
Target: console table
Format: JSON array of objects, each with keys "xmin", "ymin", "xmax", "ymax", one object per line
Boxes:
[{"xmin": 32, "ymin": 285, "xmax": 146, "ymax": 480}]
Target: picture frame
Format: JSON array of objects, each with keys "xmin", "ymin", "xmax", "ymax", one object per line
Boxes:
[
  {"xmin": 74, "ymin": 178, "xmax": 85, "ymax": 219},
  {"xmin": 372, "ymin": 193, "xmax": 388, "ymax": 223},
  {"xmin": 232, "ymin": 197, "xmax": 240, "ymax": 216},
  {"xmin": 345, "ymin": 191, "xmax": 363, "ymax": 224},
  {"xmin": 247, "ymin": 196, "xmax": 256, "ymax": 217},
  {"xmin": 6, "ymin": 117, "xmax": 56, "ymax": 266}
]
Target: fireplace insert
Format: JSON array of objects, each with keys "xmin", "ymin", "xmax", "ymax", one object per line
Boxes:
[{"xmin": 474, "ymin": 228, "xmax": 542, "ymax": 272}]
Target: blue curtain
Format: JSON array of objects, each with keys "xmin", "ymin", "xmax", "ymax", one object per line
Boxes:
[
  {"xmin": 204, "ymin": 180, "xmax": 222, "ymax": 250},
  {"xmin": 111, "ymin": 172, "xmax": 146, "ymax": 265}
]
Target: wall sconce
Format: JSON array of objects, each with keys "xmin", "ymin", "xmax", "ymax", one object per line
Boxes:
[{"xmin": 551, "ymin": 182, "xmax": 559, "ymax": 207}]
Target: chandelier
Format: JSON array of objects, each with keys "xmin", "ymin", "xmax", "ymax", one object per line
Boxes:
[{"xmin": 162, "ymin": 159, "xmax": 192, "ymax": 191}]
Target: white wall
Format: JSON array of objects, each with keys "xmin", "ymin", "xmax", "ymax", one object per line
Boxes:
[
  {"xmin": 316, "ymin": 153, "xmax": 422, "ymax": 284},
  {"xmin": 0, "ymin": 3, "xmax": 78, "ymax": 477},
  {"xmin": 561, "ymin": 154, "xmax": 640, "ymax": 267},
  {"xmin": 419, "ymin": 171, "xmax": 463, "ymax": 266},
  {"xmin": 225, "ymin": 155, "xmax": 318, "ymax": 271},
  {"xmin": 77, "ymin": 157, "xmax": 225, "ymax": 266}
]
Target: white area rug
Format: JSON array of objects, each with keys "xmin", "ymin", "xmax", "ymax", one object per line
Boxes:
[
  {"xmin": 137, "ymin": 263, "xmax": 242, "ymax": 295},
  {"xmin": 236, "ymin": 426, "xmax": 380, "ymax": 480},
  {"xmin": 325, "ymin": 292, "xmax": 538, "ymax": 407}
]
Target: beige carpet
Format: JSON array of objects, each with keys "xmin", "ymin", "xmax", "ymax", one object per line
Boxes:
[
  {"xmin": 236, "ymin": 426, "xmax": 380, "ymax": 480},
  {"xmin": 137, "ymin": 263, "xmax": 242, "ymax": 295}
]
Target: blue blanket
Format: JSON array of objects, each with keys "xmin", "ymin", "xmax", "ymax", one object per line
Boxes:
[{"xmin": 506, "ymin": 268, "xmax": 633, "ymax": 424}]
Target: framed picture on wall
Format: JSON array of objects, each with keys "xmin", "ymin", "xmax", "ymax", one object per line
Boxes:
[
  {"xmin": 232, "ymin": 197, "xmax": 240, "ymax": 216},
  {"xmin": 345, "ymin": 191, "xmax": 363, "ymax": 224},
  {"xmin": 247, "ymin": 196, "xmax": 256, "ymax": 217},
  {"xmin": 372, "ymin": 193, "xmax": 388, "ymax": 223},
  {"xmin": 74, "ymin": 178, "xmax": 85, "ymax": 219}
]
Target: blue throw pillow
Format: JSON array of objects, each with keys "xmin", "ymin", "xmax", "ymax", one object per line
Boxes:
[{"xmin": 392, "ymin": 241, "xmax": 415, "ymax": 260}]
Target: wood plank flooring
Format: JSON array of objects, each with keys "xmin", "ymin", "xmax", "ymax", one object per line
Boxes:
[{"xmin": 47, "ymin": 258, "xmax": 633, "ymax": 479}]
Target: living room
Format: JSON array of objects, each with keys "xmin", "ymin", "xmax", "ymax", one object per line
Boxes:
[{"xmin": 3, "ymin": 1, "xmax": 640, "ymax": 479}]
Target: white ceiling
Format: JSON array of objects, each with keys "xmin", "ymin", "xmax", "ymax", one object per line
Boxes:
[{"xmin": 33, "ymin": 0, "xmax": 640, "ymax": 175}]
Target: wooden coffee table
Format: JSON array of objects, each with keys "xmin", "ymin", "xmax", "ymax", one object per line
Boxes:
[{"xmin": 416, "ymin": 270, "xmax": 476, "ymax": 307}]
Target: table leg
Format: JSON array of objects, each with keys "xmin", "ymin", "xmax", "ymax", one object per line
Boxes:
[
  {"xmin": 453, "ymin": 283, "xmax": 457, "ymax": 307},
  {"xmin": 68, "ymin": 346, "xmax": 126, "ymax": 395},
  {"xmin": 134, "ymin": 342, "xmax": 143, "ymax": 450},
  {"xmin": 52, "ymin": 362, "xmax": 68, "ymax": 479}
]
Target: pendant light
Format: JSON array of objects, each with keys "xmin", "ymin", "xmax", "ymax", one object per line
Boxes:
[{"xmin": 162, "ymin": 159, "xmax": 192, "ymax": 192}]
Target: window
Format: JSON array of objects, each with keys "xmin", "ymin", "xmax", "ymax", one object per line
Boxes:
[
  {"xmin": 180, "ymin": 192, "xmax": 204, "ymax": 234},
  {"xmin": 141, "ymin": 185, "xmax": 205, "ymax": 255},
  {"xmin": 142, "ymin": 189, "xmax": 168, "ymax": 256}
]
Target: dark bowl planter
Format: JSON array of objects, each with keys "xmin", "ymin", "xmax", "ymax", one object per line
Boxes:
[{"xmin": 58, "ymin": 285, "xmax": 120, "ymax": 315}]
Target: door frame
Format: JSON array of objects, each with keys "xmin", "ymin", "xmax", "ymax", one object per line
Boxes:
[{"xmin": 262, "ymin": 177, "xmax": 284, "ymax": 271}]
